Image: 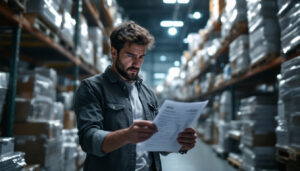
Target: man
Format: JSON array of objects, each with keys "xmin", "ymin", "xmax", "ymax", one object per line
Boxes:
[{"xmin": 75, "ymin": 21, "xmax": 197, "ymax": 171}]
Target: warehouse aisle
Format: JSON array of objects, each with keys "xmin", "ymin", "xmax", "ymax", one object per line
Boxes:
[{"xmin": 161, "ymin": 138, "xmax": 235, "ymax": 171}]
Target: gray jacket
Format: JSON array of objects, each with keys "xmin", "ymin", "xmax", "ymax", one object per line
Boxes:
[{"xmin": 75, "ymin": 67, "xmax": 162, "ymax": 171}]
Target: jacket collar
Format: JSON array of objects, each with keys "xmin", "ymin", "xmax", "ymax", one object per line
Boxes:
[{"xmin": 104, "ymin": 66, "xmax": 143, "ymax": 89}]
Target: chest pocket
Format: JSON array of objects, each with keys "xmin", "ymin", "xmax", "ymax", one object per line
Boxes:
[{"xmin": 107, "ymin": 103, "xmax": 125, "ymax": 111}]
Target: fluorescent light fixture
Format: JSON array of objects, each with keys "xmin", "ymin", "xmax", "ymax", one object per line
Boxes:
[
  {"xmin": 160, "ymin": 55, "xmax": 167, "ymax": 62},
  {"xmin": 154, "ymin": 73, "xmax": 166, "ymax": 79},
  {"xmin": 177, "ymin": 0, "xmax": 190, "ymax": 4},
  {"xmin": 174, "ymin": 60, "xmax": 180, "ymax": 67},
  {"xmin": 168, "ymin": 27, "xmax": 177, "ymax": 36},
  {"xmin": 163, "ymin": 0, "xmax": 176, "ymax": 4},
  {"xmin": 160, "ymin": 20, "xmax": 184, "ymax": 27}
]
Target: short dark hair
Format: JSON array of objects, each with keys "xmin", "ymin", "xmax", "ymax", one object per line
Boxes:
[{"xmin": 110, "ymin": 21, "xmax": 154, "ymax": 52}]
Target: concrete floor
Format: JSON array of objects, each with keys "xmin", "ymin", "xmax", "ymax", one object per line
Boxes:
[{"xmin": 160, "ymin": 138, "xmax": 236, "ymax": 171}]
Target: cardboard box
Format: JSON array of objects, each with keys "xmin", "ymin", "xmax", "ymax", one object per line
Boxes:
[
  {"xmin": 63, "ymin": 111, "xmax": 76, "ymax": 129},
  {"xmin": 14, "ymin": 99, "xmax": 31, "ymax": 122},
  {"xmin": 14, "ymin": 121, "xmax": 62, "ymax": 139}
]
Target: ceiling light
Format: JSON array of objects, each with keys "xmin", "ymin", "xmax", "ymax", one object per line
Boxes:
[
  {"xmin": 177, "ymin": 0, "xmax": 190, "ymax": 4},
  {"xmin": 160, "ymin": 55, "xmax": 167, "ymax": 62},
  {"xmin": 168, "ymin": 27, "xmax": 177, "ymax": 36},
  {"xmin": 160, "ymin": 20, "xmax": 184, "ymax": 27},
  {"xmin": 193, "ymin": 11, "xmax": 202, "ymax": 19},
  {"xmin": 163, "ymin": 0, "xmax": 176, "ymax": 4},
  {"xmin": 174, "ymin": 60, "xmax": 180, "ymax": 67},
  {"xmin": 156, "ymin": 85, "xmax": 164, "ymax": 93}
]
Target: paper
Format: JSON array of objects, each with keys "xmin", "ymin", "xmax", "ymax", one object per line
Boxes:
[{"xmin": 139, "ymin": 100, "xmax": 208, "ymax": 152}]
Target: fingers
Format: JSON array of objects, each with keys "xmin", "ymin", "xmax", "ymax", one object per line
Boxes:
[
  {"xmin": 182, "ymin": 128, "xmax": 196, "ymax": 133},
  {"xmin": 133, "ymin": 120, "xmax": 158, "ymax": 131}
]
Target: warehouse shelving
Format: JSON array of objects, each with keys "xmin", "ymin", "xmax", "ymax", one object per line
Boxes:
[
  {"xmin": 0, "ymin": 0, "xmax": 114, "ymax": 136},
  {"xmin": 184, "ymin": 51, "xmax": 300, "ymax": 101}
]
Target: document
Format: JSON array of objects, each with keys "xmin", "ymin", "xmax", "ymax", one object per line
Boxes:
[{"xmin": 138, "ymin": 100, "xmax": 208, "ymax": 152}]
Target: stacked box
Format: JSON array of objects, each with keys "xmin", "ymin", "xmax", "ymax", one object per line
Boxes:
[
  {"xmin": 59, "ymin": 0, "xmax": 73, "ymax": 13},
  {"xmin": 219, "ymin": 91, "xmax": 232, "ymax": 122},
  {"xmin": 277, "ymin": 56, "xmax": 300, "ymax": 149},
  {"xmin": 60, "ymin": 11, "xmax": 75, "ymax": 47},
  {"xmin": 15, "ymin": 68, "xmax": 59, "ymax": 121},
  {"xmin": 14, "ymin": 121, "xmax": 64, "ymax": 171},
  {"xmin": 277, "ymin": 1, "xmax": 300, "ymax": 54},
  {"xmin": 216, "ymin": 120, "xmax": 231, "ymax": 153},
  {"xmin": 77, "ymin": 16, "xmax": 94, "ymax": 66},
  {"xmin": 247, "ymin": 0, "xmax": 280, "ymax": 66},
  {"xmin": 229, "ymin": 35, "xmax": 250, "ymax": 75},
  {"xmin": 89, "ymin": 27, "xmax": 104, "ymax": 71},
  {"xmin": 221, "ymin": 0, "xmax": 247, "ymax": 39},
  {"xmin": 0, "ymin": 138, "xmax": 27, "ymax": 170},
  {"xmin": 238, "ymin": 96, "xmax": 278, "ymax": 170},
  {"xmin": 63, "ymin": 129, "xmax": 79, "ymax": 171},
  {"xmin": 26, "ymin": 0, "xmax": 62, "ymax": 31},
  {"xmin": 0, "ymin": 72, "xmax": 9, "ymax": 123},
  {"xmin": 15, "ymin": 136, "xmax": 63, "ymax": 171},
  {"xmin": 57, "ymin": 91, "xmax": 74, "ymax": 111}
]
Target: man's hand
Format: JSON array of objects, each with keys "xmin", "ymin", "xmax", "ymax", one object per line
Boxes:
[
  {"xmin": 177, "ymin": 128, "xmax": 197, "ymax": 151},
  {"xmin": 126, "ymin": 120, "xmax": 158, "ymax": 144}
]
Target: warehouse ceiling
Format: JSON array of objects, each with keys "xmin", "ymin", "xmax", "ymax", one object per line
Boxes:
[{"xmin": 116, "ymin": 0, "xmax": 209, "ymax": 87}]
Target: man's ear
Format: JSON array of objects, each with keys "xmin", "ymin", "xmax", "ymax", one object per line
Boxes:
[{"xmin": 111, "ymin": 46, "xmax": 117, "ymax": 61}]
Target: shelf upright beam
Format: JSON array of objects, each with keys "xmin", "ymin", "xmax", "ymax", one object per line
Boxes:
[
  {"xmin": 230, "ymin": 85, "xmax": 236, "ymax": 120},
  {"xmin": 3, "ymin": 25, "xmax": 21, "ymax": 136},
  {"xmin": 73, "ymin": 0, "xmax": 82, "ymax": 108}
]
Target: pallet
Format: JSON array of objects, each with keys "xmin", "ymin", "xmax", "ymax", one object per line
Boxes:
[
  {"xmin": 24, "ymin": 14, "xmax": 59, "ymax": 44},
  {"xmin": 276, "ymin": 145, "xmax": 300, "ymax": 164},
  {"xmin": 227, "ymin": 156, "xmax": 242, "ymax": 170},
  {"xmin": 250, "ymin": 52, "xmax": 278, "ymax": 70}
]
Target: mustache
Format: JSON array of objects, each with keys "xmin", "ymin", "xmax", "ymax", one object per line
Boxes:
[{"xmin": 128, "ymin": 67, "xmax": 139, "ymax": 70}]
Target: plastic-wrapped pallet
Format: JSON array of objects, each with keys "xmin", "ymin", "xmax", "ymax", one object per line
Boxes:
[
  {"xmin": 246, "ymin": 0, "xmax": 280, "ymax": 66},
  {"xmin": 229, "ymin": 35, "xmax": 250, "ymax": 76},
  {"xmin": 221, "ymin": 0, "xmax": 247, "ymax": 39},
  {"xmin": 238, "ymin": 96, "xmax": 278, "ymax": 170},
  {"xmin": 216, "ymin": 120, "xmax": 231, "ymax": 152},
  {"xmin": 97, "ymin": 55, "xmax": 111, "ymax": 73},
  {"xmin": 0, "ymin": 72, "xmax": 9, "ymax": 123},
  {"xmin": 26, "ymin": 0, "xmax": 62, "ymax": 31},
  {"xmin": 240, "ymin": 146, "xmax": 277, "ymax": 170},
  {"xmin": 219, "ymin": 91, "xmax": 232, "ymax": 122},
  {"xmin": 277, "ymin": 56, "xmax": 300, "ymax": 149},
  {"xmin": 277, "ymin": 1, "xmax": 300, "ymax": 54}
]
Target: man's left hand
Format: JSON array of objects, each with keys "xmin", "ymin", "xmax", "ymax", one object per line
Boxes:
[{"xmin": 177, "ymin": 128, "xmax": 197, "ymax": 151}]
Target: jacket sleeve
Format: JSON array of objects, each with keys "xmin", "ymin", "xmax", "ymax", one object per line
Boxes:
[{"xmin": 75, "ymin": 80, "xmax": 110, "ymax": 157}]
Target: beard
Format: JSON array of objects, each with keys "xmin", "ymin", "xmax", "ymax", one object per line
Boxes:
[{"xmin": 115, "ymin": 54, "xmax": 139, "ymax": 81}]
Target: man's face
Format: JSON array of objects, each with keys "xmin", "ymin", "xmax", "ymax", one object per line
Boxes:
[{"xmin": 112, "ymin": 42, "xmax": 146, "ymax": 81}]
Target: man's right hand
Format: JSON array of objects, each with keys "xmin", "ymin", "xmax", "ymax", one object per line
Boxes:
[{"xmin": 126, "ymin": 120, "xmax": 158, "ymax": 144}]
